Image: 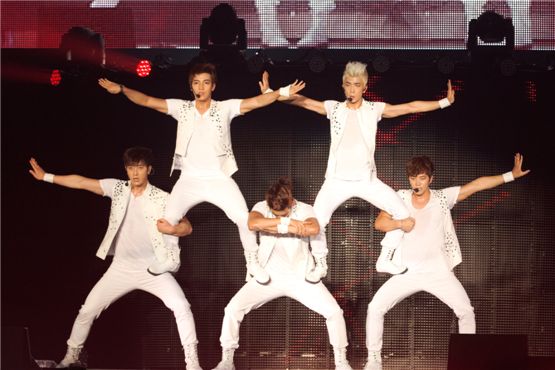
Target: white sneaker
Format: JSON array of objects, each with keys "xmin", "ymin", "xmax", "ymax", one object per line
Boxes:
[
  {"xmin": 212, "ymin": 348, "xmax": 235, "ymax": 370},
  {"xmin": 305, "ymin": 256, "xmax": 328, "ymax": 283},
  {"xmin": 363, "ymin": 351, "xmax": 383, "ymax": 370},
  {"xmin": 333, "ymin": 347, "xmax": 353, "ymax": 370},
  {"xmin": 245, "ymin": 251, "xmax": 270, "ymax": 285},
  {"xmin": 56, "ymin": 346, "xmax": 83, "ymax": 368},
  {"xmin": 375, "ymin": 247, "xmax": 407, "ymax": 275},
  {"xmin": 148, "ymin": 245, "xmax": 181, "ymax": 275},
  {"xmin": 184, "ymin": 343, "xmax": 203, "ymax": 370}
]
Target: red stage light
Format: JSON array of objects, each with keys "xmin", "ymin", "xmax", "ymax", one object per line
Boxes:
[
  {"xmin": 136, "ymin": 60, "xmax": 151, "ymax": 77},
  {"xmin": 50, "ymin": 69, "xmax": 62, "ymax": 86}
]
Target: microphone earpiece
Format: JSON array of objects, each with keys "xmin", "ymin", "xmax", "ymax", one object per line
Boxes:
[{"xmin": 125, "ymin": 181, "xmax": 129, "ymax": 187}]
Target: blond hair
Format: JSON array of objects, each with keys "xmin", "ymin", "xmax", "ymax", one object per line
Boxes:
[{"xmin": 342, "ymin": 61, "xmax": 368, "ymax": 86}]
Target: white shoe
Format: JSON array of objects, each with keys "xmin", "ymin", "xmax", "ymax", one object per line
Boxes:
[
  {"xmin": 363, "ymin": 351, "xmax": 383, "ymax": 370},
  {"xmin": 148, "ymin": 245, "xmax": 181, "ymax": 275},
  {"xmin": 305, "ymin": 256, "xmax": 328, "ymax": 283},
  {"xmin": 245, "ymin": 251, "xmax": 270, "ymax": 285},
  {"xmin": 56, "ymin": 346, "xmax": 83, "ymax": 368},
  {"xmin": 184, "ymin": 343, "xmax": 203, "ymax": 370},
  {"xmin": 375, "ymin": 247, "xmax": 407, "ymax": 275},
  {"xmin": 333, "ymin": 347, "xmax": 353, "ymax": 370},
  {"xmin": 212, "ymin": 348, "xmax": 235, "ymax": 370}
]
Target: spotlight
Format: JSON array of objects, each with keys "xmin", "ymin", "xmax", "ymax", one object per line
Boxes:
[
  {"xmin": 308, "ymin": 50, "xmax": 327, "ymax": 74},
  {"xmin": 50, "ymin": 69, "xmax": 62, "ymax": 86},
  {"xmin": 372, "ymin": 55, "xmax": 390, "ymax": 74},
  {"xmin": 247, "ymin": 52, "xmax": 266, "ymax": 74},
  {"xmin": 499, "ymin": 57, "xmax": 517, "ymax": 77},
  {"xmin": 135, "ymin": 59, "xmax": 152, "ymax": 77},
  {"xmin": 60, "ymin": 26, "xmax": 105, "ymax": 68}
]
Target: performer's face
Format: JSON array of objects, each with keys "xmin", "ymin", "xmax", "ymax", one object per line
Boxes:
[
  {"xmin": 191, "ymin": 73, "xmax": 216, "ymax": 101},
  {"xmin": 125, "ymin": 161, "xmax": 151, "ymax": 189},
  {"xmin": 409, "ymin": 173, "xmax": 433, "ymax": 196},
  {"xmin": 342, "ymin": 76, "xmax": 367, "ymax": 105}
]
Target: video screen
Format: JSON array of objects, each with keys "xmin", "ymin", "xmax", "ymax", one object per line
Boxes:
[{"xmin": 1, "ymin": 1, "xmax": 554, "ymax": 50}]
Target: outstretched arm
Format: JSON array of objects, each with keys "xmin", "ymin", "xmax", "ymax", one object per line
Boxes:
[
  {"xmin": 157, "ymin": 217, "xmax": 192, "ymax": 237},
  {"xmin": 240, "ymin": 78, "xmax": 305, "ymax": 114},
  {"xmin": 258, "ymin": 71, "xmax": 327, "ymax": 116},
  {"xmin": 248, "ymin": 211, "xmax": 320, "ymax": 237},
  {"xmin": 98, "ymin": 78, "xmax": 168, "ymax": 113},
  {"xmin": 374, "ymin": 212, "xmax": 416, "ymax": 233},
  {"xmin": 457, "ymin": 153, "xmax": 530, "ymax": 202},
  {"xmin": 29, "ymin": 158, "xmax": 103, "ymax": 195},
  {"xmin": 382, "ymin": 80, "xmax": 455, "ymax": 118}
]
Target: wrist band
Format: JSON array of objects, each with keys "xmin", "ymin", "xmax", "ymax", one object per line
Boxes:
[
  {"xmin": 264, "ymin": 88, "xmax": 274, "ymax": 93},
  {"xmin": 277, "ymin": 224, "xmax": 289, "ymax": 234},
  {"xmin": 43, "ymin": 173, "xmax": 54, "ymax": 183},
  {"xmin": 119, "ymin": 84, "xmax": 125, "ymax": 94},
  {"xmin": 502, "ymin": 171, "xmax": 515, "ymax": 183},
  {"xmin": 280, "ymin": 217, "xmax": 291, "ymax": 226},
  {"xmin": 439, "ymin": 98, "xmax": 451, "ymax": 109},
  {"xmin": 279, "ymin": 86, "xmax": 290, "ymax": 97}
]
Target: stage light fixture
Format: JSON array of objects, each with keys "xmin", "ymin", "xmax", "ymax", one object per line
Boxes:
[
  {"xmin": 135, "ymin": 59, "xmax": 152, "ymax": 77},
  {"xmin": 307, "ymin": 50, "xmax": 327, "ymax": 74},
  {"xmin": 372, "ymin": 55, "xmax": 390, "ymax": 74},
  {"xmin": 50, "ymin": 69, "xmax": 62, "ymax": 86},
  {"xmin": 247, "ymin": 52, "xmax": 267, "ymax": 74},
  {"xmin": 437, "ymin": 56, "xmax": 455, "ymax": 75},
  {"xmin": 60, "ymin": 26, "xmax": 106, "ymax": 68},
  {"xmin": 499, "ymin": 57, "xmax": 517, "ymax": 77}
]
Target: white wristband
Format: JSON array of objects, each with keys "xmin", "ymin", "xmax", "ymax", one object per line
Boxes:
[
  {"xmin": 43, "ymin": 173, "xmax": 54, "ymax": 183},
  {"xmin": 439, "ymin": 98, "xmax": 451, "ymax": 109},
  {"xmin": 280, "ymin": 216, "xmax": 291, "ymax": 226},
  {"xmin": 279, "ymin": 86, "xmax": 290, "ymax": 97},
  {"xmin": 264, "ymin": 88, "xmax": 274, "ymax": 94},
  {"xmin": 502, "ymin": 171, "xmax": 515, "ymax": 183},
  {"xmin": 277, "ymin": 224, "xmax": 289, "ymax": 234}
]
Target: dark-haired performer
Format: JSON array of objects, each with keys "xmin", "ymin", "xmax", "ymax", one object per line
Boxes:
[
  {"xmin": 260, "ymin": 62, "xmax": 455, "ymax": 282},
  {"xmin": 29, "ymin": 148, "xmax": 203, "ymax": 370},
  {"xmin": 363, "ymin": 154, "xmax": 530, "ymax": 370},
  {"xmin": 212, "ymin": 177, "xmax": 353, "ymax": 370},
  {"xmin": 99, "ymin": 63, "xmax": 305, "ymax": 283}
]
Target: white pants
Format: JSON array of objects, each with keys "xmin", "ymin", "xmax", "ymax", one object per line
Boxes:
[
  {"xmin": 219, "ymin": 273, "xmax": 348, "ymax": 349},
  {"xmin": 366, "ymin": 271, "xmax": 476, "ymax": 352},
  {"xmin": 311, "ymin": 177, "xmax": 410, "ymax": 258},
  {"xmin": 163, "ymin": 173, "xmax": 257, "ymax": 252},
  {"xmin": 463, "ymin": 0, "xmax": 531, "ymax": 45},
  {"xmin": 255, "ymin": 0, "xmax": 335, "ymax": 11},
  {"xmin": 66, "ymin": 263, "xmax": 198, "ymax": 348}
]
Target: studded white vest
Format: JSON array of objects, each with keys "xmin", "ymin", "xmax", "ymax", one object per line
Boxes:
[{"xmin": 95, "ymin": 181, "xmax": 168, "ymax": 261}]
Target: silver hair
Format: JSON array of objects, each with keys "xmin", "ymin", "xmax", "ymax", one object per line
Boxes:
[{"xmin": 342, "ymin": 61, "xmax": 368, "ymax": 86}]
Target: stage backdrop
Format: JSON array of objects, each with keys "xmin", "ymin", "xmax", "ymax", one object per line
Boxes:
[
  {"xmin": 1, "ymin": 1, "xmax": 555, "ymax": 50},
  {"xmin": 2, "ymin": 49, "xmax": 554, "ymax": 369}
]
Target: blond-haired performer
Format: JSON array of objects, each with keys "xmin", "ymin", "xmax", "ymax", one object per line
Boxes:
[
  {"xmin": 212, "ymin": 177, "xmax": 352, "ymax": 370},
  {"xmin": 99, "ymin": 63, "xmax": 305, "ymax": 284},
  {"xmin": 260, "ymin": 61, "xmax": 455, "ymax": 281},
  {"xmin": 29, "ymin": 148, "xmax": 203, "ymax": 369},
  {"xmin": 364, "ymin": 153, "xmax": 530, "ymax": 370}
]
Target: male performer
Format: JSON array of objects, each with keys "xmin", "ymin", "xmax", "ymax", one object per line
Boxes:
[
  {"xmin": 260, "ymin": 62, "xmax": 455, "ymax": 282},
  {"xmin": 364, "ymin": 153, "xmax": 530, "ymax": 370},
  {"xmin": 212, "ymin": 177, "xmax": 353, "ymax": 370},
  {"xmin": 28, "ymin": 147, "xmax": 203, "ymax": 369},
  {"xmin": 255, "ymin": 0, "xmax": 335, "ymax": 47},
  {"xmin": 98, "ymin": 63, "xmax": 305, "ymax": 283}
]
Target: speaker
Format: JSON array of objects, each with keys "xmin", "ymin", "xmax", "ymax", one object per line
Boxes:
[
  {"xmin": 447, "ymin": 334, "xmax": 527, "ymax": 370},
  {"xmin": 1, "ymin": 326, "xmax": 40, "ymax": 370}
]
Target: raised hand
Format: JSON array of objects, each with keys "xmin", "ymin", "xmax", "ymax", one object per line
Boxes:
[
  {"xmin": 512, "ymin": 153, "xmax": 530, "ymax": 179},
  {"xmin": 98, "ymin": 78, "xmax": 122, "ymax": 94},
  {"xmin": 285, "ymin": 79, "xmax": 306, "ymax": 98},
  {"xmin": 28, "ymin": 157, "xmax": 46, "ymax": 181},
  {"xmin": 446, "ymin": 79, "xmax": 455, "ymax": 104},
  {"xmin": 258, "ymin": 71, "xmax": 270, "ymax": 94}
]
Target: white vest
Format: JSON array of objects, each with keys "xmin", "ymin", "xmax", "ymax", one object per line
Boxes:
[
  {"xmin": 170, "ymin": 100, "xmax": 237, "ymax": 177},
  {"xmin": 325, "ymin": 100, "xmax": 382, "ymax": 179},
  {"xmin": 396, "ymin": 189, "xmax": 463, "ymax": 270},
  {"xmin": 96, "ymin": 181, "xmax": 168, "ymax": 262}
]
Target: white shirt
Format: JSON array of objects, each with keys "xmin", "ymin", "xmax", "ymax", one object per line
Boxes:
[
  {"xmin": 166, "ymin": 99, "xmax": 241, "ymax": 177},
  {"xmin": 100, "ymin": 179, "xmax": 156, "ymax": 269},
  {"xmin": 252, "ymin": 200, "xmax": 316, "ymax": 278},
  {"xmin": 400, "ymin": 186, "xmax": 460, "ymax": 273}
]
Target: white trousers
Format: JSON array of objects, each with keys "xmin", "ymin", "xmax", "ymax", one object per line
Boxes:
[
  {"xmin": 163, "ymin": 173, "xmax": 257, "ymax": 252},
  {"xmin": 311, "ymin": 177, "xmax": 410, "ymax": 258},
  {"xmin": 66, "ymin": 263, "xmax": 198, "ymax": 348},
  {"xmin": 463, "ymin": 0, "xmax": 531, "ymax": 45},
  {"xmin": 219, "ymin": 273, "xmax": 348, "ymax": 349},
  {"xmin": 366, "ymin": 271, "xmax": 476, "ymax": 352}
]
